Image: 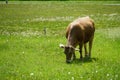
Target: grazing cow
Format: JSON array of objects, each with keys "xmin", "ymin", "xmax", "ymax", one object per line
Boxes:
[{"xmin": 60, "ymin": 16, "xmax": 95, "ymax": 63}]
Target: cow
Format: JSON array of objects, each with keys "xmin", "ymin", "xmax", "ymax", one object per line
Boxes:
[{"xmin": 60, "ymin": 16, "xmax": 95, "ymax": 63}]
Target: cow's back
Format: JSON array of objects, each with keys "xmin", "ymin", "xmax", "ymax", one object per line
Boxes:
[
  {"xmin": 66, "ymin": 17, "xmax": 95, "ymax": 44},
  {"xmin": 79, "ymin": 18, "xmax": 95, "ymax": 43}
]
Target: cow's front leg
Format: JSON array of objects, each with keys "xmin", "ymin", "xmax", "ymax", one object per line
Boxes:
[
  {"xmin": 84, "ymin": 43, "xmax": 88, "ymax": 57},
  {"xmin": 79, "ymin": 43, "xmax": 83, "ymax": 60},
  {"xmin": 73, "ymin": 52, "xmax": 76, "ymax": 60}
]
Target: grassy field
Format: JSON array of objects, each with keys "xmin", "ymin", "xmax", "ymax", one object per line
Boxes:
[{"xmin": 0, "ymin": 1, "xmax": 120, "ymax": 80}]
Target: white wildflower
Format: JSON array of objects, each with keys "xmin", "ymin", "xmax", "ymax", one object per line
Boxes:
[
  {"xmin": 27, "ymin": 19, "xmax": 29, "ymax": 21},
  {"xmin": 115, "ymin": 74, "xmax": 118, "ymax": 78},
  {"xmin": 30, "ymin": 73, "xmax": 34, "ymax": 76},
  {"xmin": 22, "ymin": 51, "xmax": 24, "ymax": 54},
  {"xmin": 68, "ymin": 72, "xmax": 71, "ymax": 75},
  {"xmin": 80, "ymin": 76, "xmax": 83, "ymax": 79},
  {"xmin": 40, "ymin": 72, "xmax": 42, "ymax": 74},
  {"xmin": 107, "ymin": 74, "xmax": 109, "ymax": 77},
  {"xmin": 96, "ymin": 70, "xmax": 98, "ymax": 73},
  {"xmin": 88, "ymin": 78, "xmax": 91, "ymax": 80},
  {"xmin": 71, "ymin": 77, "xmax": 74, "ymax": 80}
]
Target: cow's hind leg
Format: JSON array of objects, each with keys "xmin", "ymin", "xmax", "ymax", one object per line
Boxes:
[
  {"xmin": 89, "ymin": 35, "xmax": 94, "ymax": 58},
  {"xmin": 84, "ymin": 43, "xmax": 88, "ymax": 57}
]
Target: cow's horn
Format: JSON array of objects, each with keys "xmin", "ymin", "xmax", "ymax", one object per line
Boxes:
[
  {"xmin": 59, "ymin": 43, "xmax": 65, "ymax": 48},
  {"xmin": 75, "ymin": 48, "xmax": 79, "ymax": 51}
]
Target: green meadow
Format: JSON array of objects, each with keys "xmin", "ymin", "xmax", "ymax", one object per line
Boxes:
[{"xmin": 0, "ymin": 1, "xmax": 120, "ymax": 80}]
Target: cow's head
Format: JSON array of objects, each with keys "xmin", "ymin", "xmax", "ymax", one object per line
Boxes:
[{"xmin": 59, "ymin": 44, "xmax": 78, "ymax": 63}]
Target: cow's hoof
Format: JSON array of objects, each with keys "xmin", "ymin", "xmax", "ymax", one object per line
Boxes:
[
  {"xmin": 66, "ymin": 60, "xmax": 72, "ymax": 63},
  {"xmin": 85, "ymin": 56, "xmax": 90, "ymax": 58},
  {"xmin": 79, "ymin": 58, "xmax": 83, "ymax": 61},
  {"xmin": 85, "ymin": 54, "xmax": 89, "ymax": 57},
  {"xmin": 73, "ymin": 57, "xmax": 76, "ymax": 60}
]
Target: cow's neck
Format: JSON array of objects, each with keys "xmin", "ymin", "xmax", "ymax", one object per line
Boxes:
[{"xmin": 67, "ymin": 36, "xmax": 77, "ymax": 48}]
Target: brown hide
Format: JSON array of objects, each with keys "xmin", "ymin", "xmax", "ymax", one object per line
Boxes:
[
  {"xmin": 64, "ymin": 16, "xmax": 95, "ymax": 63},
  {"xmin": 66, "ymin": 16, "xmax": 95, "ymax": 47}
]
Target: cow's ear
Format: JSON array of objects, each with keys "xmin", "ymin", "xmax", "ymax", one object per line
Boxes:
[{"xmin": 59, "ymin": 43, "xmax": 65, "ymax": 49}]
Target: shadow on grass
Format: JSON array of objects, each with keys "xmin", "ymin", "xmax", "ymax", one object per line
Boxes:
[{"xmin": 71, "ymin": 57, "xmax": 98, "ymax": 64}]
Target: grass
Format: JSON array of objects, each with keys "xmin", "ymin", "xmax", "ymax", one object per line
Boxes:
[{"xmin": 0, "ymin": 1, "xmax": 120, "ymax": 80}]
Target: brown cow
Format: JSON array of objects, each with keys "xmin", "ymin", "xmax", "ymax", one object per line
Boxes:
[{"xmin": 60, "ymin": 16, "xmax": 95, "ymax": 63}]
